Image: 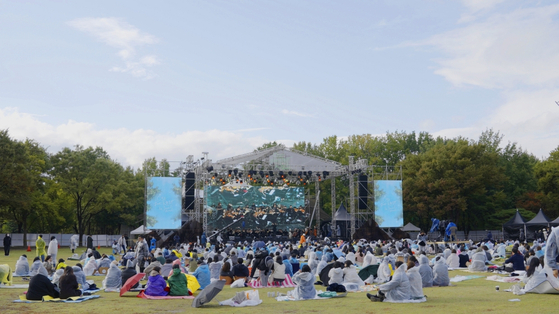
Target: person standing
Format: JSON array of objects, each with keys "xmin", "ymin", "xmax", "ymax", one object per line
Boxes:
[
  {"xmin": 87, "ymin": 235, "xmax": 94, "ymax": 250},
  {"xmin": 70, "ymin": 234, "xmax": 79, "ymax": 253},
  {"xmin": 36, "ymin": 235, "xmax": 46, "ymax": 262},
  {"xmin": 3, "ymin": 234, "xmax": 11, "ymax": 256},
  {"xmin": 117, "ymin": 235, "xmax": 127, "ymax": 255},
  {"xmin": 136, "ymin": 236, "xmax": 149, "ymax": 273},
  {"xmin": 47, "ymin": 236, "xmax": 58, "ymax": 266}
]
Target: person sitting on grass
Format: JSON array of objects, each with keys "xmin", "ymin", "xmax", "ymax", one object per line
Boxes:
[
  {"xmin": 192, "ymin": 259, "xmax": 211, "ymax": 289},
  {"xmin": 144, "ymin": 266, "xmax": 168, "ymax": 296},
  {"xmin": 59, "ymin": 266, "xmax": 82, "ymax": 299},
  {"xmin": 26, "ymin": 272, "xmax": 59, "ymax": 300},
  {"xmin": 367, "ymin": 261, "xmax": 411, "ymax": 302},
  {"xmin": 406, "ymin": 261, "xmax": 424, "ymax": 299},
  {"xmin": 328, "ymin": 261, "xmax": 344, "ymax": 286},
  {"xmin": 0, "ymin": 264, "xmax": 12, "ymax": 286},
  {"xmin": 343, "ymin": 260, "xmax": 364, "ymax": 286},
  {"xmin": 232, "ymin": 258, "xmax": 249, "ymax": 281},
  {"xmin": 208, "ymin": 257, "xmax": 222, "ymax": 280},
  {"xmin": 103, "ymin": 261, "xmax": 122, "ymax": 291},
  {"xmin": 83, "ymin": 255, "xmax": 98, "ymax": 276},
  {"xmin": 505, "ymin": 247, "xmax": 526, "ymax": 272},
  {"xmin": 272, "ymin": 256, "xmax": 286, "ymax": 286},
  {"xmin": 168, "ymin": 264, "xmax": 189, "ymax": 296},
  {"xmin": 30, "ymin": 257, "xmax": 49, "ymax": 277},
  {"xmin": 160, "ymin": 258, "xmax": 174, "ymax": 278},
  {"xmin": 446, "ymin": 249, "xmax": 459, "ymax": 269},
  {"xmin": 433, "ymin": 256, "xmax": 450, "ymax": 286},
  {"xmin": 73, "ymin": 264, "xmax": 90, "ymax": 290},
  {"xmin": 56, "ymin": 258, "xmax": 67, "ymax": 271},
  {"xmin": 291, "ymin": 265, "xmax": 316, "ymax": 300},
  {"xmin": 43, "ymin": 255, "xmax": 54, "ymax": 276},
  {"xmin": 121, "ymin": 260, "xmax": 139, "ymax": 289},
  {"xmin": 219, "ymin": 260, "xmax": 235, "ymax": 283},
  {"xmin": 469, "ymin": 248, "xmax": 487, "ymax": 272},
  {"xmin": 15, "ymin": 255, "xmax": 30, "ymax": 276},
  {"xmin": 418, "ymin": 255, "xmax": 433, "ymax": 288}
]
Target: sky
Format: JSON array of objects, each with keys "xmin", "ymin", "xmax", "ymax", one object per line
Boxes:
[{"xmin": 1, "ymin": 0, "xmax": 558, "ymax": 168}]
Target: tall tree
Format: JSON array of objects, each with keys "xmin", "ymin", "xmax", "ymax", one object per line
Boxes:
[
  {"xmin": 535, "ymin": 146, "xmax": 559, "ymax": 217},
  {"xmin": 402, "ymin": 139, "xmax": 506, "ymax": 232},
  {"xmin": 51, "ymin": 145, "xmax": 121, "ymax": 244}
]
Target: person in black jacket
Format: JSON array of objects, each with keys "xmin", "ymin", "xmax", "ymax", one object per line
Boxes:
[
  {"xmin": 87, "ymin": 235, "xmax": 94, "ymax": 250},
  {"xmin": 121, "ymin": 260, "xmax": 139, "ymax": 288},
  {"xmin": 59, "ymin": 266, "xmax": 82, "ymax": 299},
  {"xmin": 232, "ymin": 258, "xmax": 249, "ymax": 279},
  {"xmin": 3, "ymin": 234, "xmax": 11, "ymax": 256},
  {"xmin": 26, "ymin": 273, "xmax": 59, "ymax": 300}
]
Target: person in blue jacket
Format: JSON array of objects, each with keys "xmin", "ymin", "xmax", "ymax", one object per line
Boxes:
[{"xmin": 192, "ymin": 259, "xmax": 211, "ymax": 289}]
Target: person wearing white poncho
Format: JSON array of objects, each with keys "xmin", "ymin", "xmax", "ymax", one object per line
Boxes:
[
  {"xmin": 375, "ymin": 257, "xmax": 391, "ymax": 283},
  {"xmin": 468, "ymin": 248, "xmax": 487, "ymax": 272},
  {"xmin": 30, "ymin": 258, "xmax": 49, "ymax": 277},
  {"xmin": 70, "ymin": 234, "xmax": 79, "ymax": 253},
  {"xmin": 51, "ymin": 269, "xmax": 64, "ymax": 286},
  {"xmin": 83, "ymin": 257, "xmax": 98, "ymax": 276},
  {"xmin": 316, "ymin": 255, "xmax": 328, "ymax": 276},
  {"xmin": 103, "ymin": 262, "xmax": 122, "ymax": 290},
  {"xmin": 362, "ymin": 251, "xmax": 377, "ymax": 268},
  {"xmin": 308, "ymin": 252, "xmax": 319, "ymax": 275},
  {"xmin": 367, "ymin": 261, "xmax": 411, "ymax": 302},
  {"xmin": 343, "ymin": 261, "xmax": 364, "ymax": 286},
  {"xmin": 433, "ymin": 256, "xmax": 450, "ymax": 286},
  {"xmin": 446, "ymin": 249, "xmax": 460, "ymax": 269},
  {"xmin": 15, "ymin": 255, "xmax": 30, "ymax": 276},
  {"xmin": 72, "ymin": 265, "xmax": 90, "ymax": 290},
  {"xmin": 418, "ymin": 255, "xmax": 433, "ymax": 287},
  {"xmin": 406, "ymin": 261, "xmax": 424, "ymax": 299}
]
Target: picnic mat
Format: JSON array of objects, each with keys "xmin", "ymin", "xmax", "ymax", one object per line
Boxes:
[
  {"xmin": 450, "ymin": 275, "xmax": 484, "ymax": 282},
  {"xmin": 0, "ymin": 284, "xmax": 29, "ymax": 289},
  {"xmin": 384, "ymin": 296, "xmax": 427, "ymax": 303},
  {"xmin": 137, "ymin": 291, "xmax": 195, "ymax": 299},
  {"xmin": 276, "ymin": 290, "xmax": 347, "ymax": 301},
  {"xmin": 13, "ymin": 295, "xmax": 101, "ymax": 303},
  {"xmin": 486, "ymin": 275, "xmax": 521, "ymax": 283},
  {"xmin": 248, "ymin": 274, "xmax": 296, "ymax": 288}
]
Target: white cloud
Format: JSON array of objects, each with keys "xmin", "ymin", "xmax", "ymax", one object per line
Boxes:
[
  {"xmin": 425, "ymin": 4, "xmax": 559, "ymax": 89},
  {"xmin": 422, "ymin": 4, "xmax": 559, "ymax": 158},
  {"xmin": 68, "ymin": 17, "xmax": 160, "ymax": 79},
  {"xmin": 281, "ymin": 109, "xmax": 315, "ymax": 118},
  {"xmin": 461, "ymin": 0, "xmax": 506, "ymax": 13},
  {"xmin": 0, "ymin": 107, "xmax": 272, "ymax": 168}
]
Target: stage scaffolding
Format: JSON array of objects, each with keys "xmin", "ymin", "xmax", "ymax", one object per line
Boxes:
[{"xmin": 173, "ymin": 145, "xmax": 403, "ymax": 238}]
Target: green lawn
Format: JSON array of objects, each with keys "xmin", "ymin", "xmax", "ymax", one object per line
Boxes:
[{"xmin": 0, "ymin": 247, "xmax": 557, "ymax": 314}]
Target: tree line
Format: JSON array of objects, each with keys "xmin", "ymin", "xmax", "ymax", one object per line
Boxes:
[{"xmin": 1, "ymin": 128, "xmax": 558, "ymax": 242}]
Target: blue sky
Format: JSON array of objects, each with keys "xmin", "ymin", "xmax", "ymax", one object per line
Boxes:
[{"xmin": 1, "ymin": 0, "xmax": 558, "ymax": 167}]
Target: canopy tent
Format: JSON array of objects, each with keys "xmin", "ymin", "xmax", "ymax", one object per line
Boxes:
[
  {"xmin": 130, "ymin": 225, "xmax": 152, "ymax": 235},
  {"xmin": 401, "ymin": 222, "xmax": 421, "ymax": 232},
  {"xmin": 551, "ymin": 216, "xmax": 559, "ymax": 226},
  {"xmin": 332, "ymin": 203, "xmax": 352, "ymax": 239},
  {"xmin": 503, "ymin": 210, "xmax": 527, "ymax": 241},
  {"xmin": 526, "ymin": 209, "xmax": 551, "ymax": 226},
  {"xmin": 526, "ymin": 209, "xmax": 551, "ymax": 241}
]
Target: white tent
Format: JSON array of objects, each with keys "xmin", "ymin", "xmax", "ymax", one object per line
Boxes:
[{"xmin": 130, "ymin": 225, "xmax": 152, "ymax": 235}]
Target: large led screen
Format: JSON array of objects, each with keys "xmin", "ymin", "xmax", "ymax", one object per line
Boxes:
[
  {"xmin": 205, "ymin": 186, "xmax": 306, "ymax": 231},
  {"xmin": 374, "ymin": 180, "xmax": 403, "ymax": 228},
  {"xmin": 146, "ymin": 177, "xmax": 182, "ymax": 229}
]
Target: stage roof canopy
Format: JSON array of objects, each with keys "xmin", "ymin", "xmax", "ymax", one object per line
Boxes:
[{"xmin": 210, "ymin": 145, "xmax": 347, "ymax": 174}]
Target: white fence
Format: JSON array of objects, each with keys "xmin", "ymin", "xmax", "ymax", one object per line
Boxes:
[{"xmin": 0, "ymin": 234, "xmax": 123, "ymax": 248}]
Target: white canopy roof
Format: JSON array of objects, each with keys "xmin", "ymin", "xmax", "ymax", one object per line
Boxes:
[{"xmin": 130, "ymin": 225, "xmax": 152, "ymax": 235}]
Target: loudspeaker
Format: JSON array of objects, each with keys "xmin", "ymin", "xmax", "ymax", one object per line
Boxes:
[
  {"xmin": 184, "ymin": 172, "xmax": 195, "ymax": 210},
  {"xmin": 358, "ymin": 175, "xmax": 368, "ymax": 210}
]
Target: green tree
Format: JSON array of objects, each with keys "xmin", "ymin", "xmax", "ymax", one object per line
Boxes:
[
  {"xmin": 535, "ymin": 146, "xmax": 559, "ymax": 217},
  {"xmin": 51, "ymin": 145, "xmax": 122, "ymax": 244},
  {"xmin": 402, "ymin": 139, "xmax": 506, "ymax": 232}
]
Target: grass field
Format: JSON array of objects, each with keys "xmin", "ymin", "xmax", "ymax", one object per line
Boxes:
[{"xmin": 1, "ymin": 247, "xmax": 557, "ymax": 314}]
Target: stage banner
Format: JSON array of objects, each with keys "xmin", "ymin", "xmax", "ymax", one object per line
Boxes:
[
  {"xmin": 146, "ymin": 177, "xmax": 182, "ymax": 229},
  {"xmin": 374, "ymin": 180, "xmax": 403, "ymax": 228},
  {"xmin": 205, "ymin": 185, "xmax": 306, "ymax": 231}
]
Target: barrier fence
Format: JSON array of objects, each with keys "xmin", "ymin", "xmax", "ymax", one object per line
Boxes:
[{"xmin": 0, "ymin": 233, "xmax": 122, "ymax": 248}]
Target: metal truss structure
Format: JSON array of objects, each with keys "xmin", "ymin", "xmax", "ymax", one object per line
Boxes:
[{"xmin": 146, "ymin": 145, "xmax": 403, "ymax": 238}]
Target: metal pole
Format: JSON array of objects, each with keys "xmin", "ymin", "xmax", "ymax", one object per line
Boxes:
[
  {"xmin": 331, "ymin": 177, "xmax": 336, "ymax": 238},
  {"xmin": 349, "ymin": 156, "xmax": 356, "ymax": 239},
  {"xmin": 316, "ymin": 177, "xmax": 320, "ymax": 236}
]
